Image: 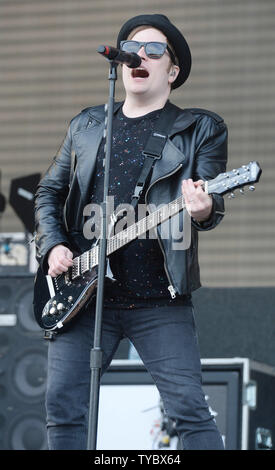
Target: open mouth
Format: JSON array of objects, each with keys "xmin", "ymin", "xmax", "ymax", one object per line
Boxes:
[{"xmin": 131, "ymin": 67, "xmax": 149, "ymax": 79}]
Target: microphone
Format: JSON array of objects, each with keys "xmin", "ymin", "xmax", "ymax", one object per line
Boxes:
[{"xmin": 97, "ymin": 45, "xmax": 141, "ymax": 68}]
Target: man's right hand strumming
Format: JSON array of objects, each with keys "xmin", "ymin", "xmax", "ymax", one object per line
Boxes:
[{"xmin": 48, "ymin": 244, "xmax": 74, "ymax": 277}]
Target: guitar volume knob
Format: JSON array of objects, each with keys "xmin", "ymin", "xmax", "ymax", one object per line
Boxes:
[
  {"xmin": 57, "ymin": 303, "xmax": 65, "ymax": 311},
  {"xmin": 49, "ymin": 306, "xmax": 57, "ymax": 315}
]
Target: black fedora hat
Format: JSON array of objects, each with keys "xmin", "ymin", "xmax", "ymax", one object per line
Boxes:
[{"xmin": 116, "ymin": 14, "xmax": 192, "ymax": 89}]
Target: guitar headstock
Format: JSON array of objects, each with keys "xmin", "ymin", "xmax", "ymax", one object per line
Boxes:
[{"xmin": 207, "ymin": 161, "xmax": 262, "ymax": 197}]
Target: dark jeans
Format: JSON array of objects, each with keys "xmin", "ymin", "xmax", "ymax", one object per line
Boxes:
[{"xmin": 46, "ymin": 301, "xmax": 224, "ymax": 450}]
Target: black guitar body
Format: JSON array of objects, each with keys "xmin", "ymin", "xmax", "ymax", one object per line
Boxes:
[{"xmin": 33, "ymin": 265, "xmax": 99, "ymax": 331}]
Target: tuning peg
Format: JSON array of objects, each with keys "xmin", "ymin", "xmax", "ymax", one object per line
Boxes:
[
  {"xmin": 239, "ymin": 187, "xmax": 245, "ymax": 194},
  {"xmin": 249, "ymin": 186, "xmax": 255, "ymax": 191},
  {"xmin": 228, "ymin": 192, "xmax": 236, "ymax": 199}
]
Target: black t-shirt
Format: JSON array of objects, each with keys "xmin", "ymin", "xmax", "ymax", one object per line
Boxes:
[{"xmin": 88, "ymin": 105, "xmax": 186, "ymax": 309}]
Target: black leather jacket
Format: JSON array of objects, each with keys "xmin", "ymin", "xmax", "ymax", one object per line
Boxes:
[{"xmin": 34, "ymin": 101, "xmax": 227, "ymax": 296}]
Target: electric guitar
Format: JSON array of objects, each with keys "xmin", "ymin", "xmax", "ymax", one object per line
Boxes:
[{"xmin": 33, "ymin": 161, "xmax": 262, "ymax": 331}]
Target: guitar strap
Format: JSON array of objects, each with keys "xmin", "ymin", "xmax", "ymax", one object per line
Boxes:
[{"xmin": 130, "ymin": 100, "xmax": 181, "ymax": 209}]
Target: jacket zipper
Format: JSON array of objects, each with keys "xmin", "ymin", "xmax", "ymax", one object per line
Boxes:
[
  {"xmin": 145, "ymin": 163, "xmax": 183, "ymax": 299},
  {"xmin": 63, "ymin": 197, "xmax": 69, "ymax": 232}
]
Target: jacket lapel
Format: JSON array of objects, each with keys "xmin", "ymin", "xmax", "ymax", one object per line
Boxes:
[
  {"xmin": 72, "ymin": 103, "xmax": 122, "ymax": 203},
  {"xmin": 73, "ymin": 122, "xmax": 104, "ymax": 203},
  {"xmin": 72, "ymin": 102, "xmax": 196, "ymax": 203},
  {"xmin": 149, "ymin": 108, "xmax": 196, "ymax": 187}
]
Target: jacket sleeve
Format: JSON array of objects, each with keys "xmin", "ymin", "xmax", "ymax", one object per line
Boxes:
[
  {"xmin": 191, "ymin": 112, "xmax": 228, "ymax": 231},
  {"xmin": 34, "ymin": 122, "xmax": 73, "ymax": 273}
]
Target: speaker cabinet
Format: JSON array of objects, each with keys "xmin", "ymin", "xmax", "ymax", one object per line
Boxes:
[{"xmin": 0, "ymin": 274, "xmax": 48, "ymax": 450}]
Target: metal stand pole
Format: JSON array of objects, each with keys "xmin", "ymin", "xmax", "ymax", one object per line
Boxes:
[{"xmin": 86, "ymin": 61, "xmax": 118, "ymax": 450}]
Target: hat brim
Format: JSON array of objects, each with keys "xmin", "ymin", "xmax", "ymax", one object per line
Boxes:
[{"xmin": 117, "ymin": 14, "xmax": 192, "ymax": 89}]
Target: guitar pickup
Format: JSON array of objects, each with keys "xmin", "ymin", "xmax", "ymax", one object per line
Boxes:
[
  {"xmin": 72, "ymin": 257, "xmax": 81, "ymax": 279},
  {"xmin": 81, "ymin": 251, "xmax": 90, "ymax": 274}
]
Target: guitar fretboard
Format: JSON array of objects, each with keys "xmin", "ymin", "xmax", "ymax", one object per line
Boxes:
[
  {"xmin": 107, "ymin": 194, "xmax": 186, "ymax": 255},
  {"xmin": 71, "ymin": 194, "xmax": 186, "ymax": 279}
]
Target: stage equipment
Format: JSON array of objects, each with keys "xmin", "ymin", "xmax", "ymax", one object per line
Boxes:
[
  {"xmin": 0, "ymin": 274, "xmax": 48, "ymax": 450},
  {"xmin": 0, "ymin": 232, "xmax": 30, "ymax": 274},
  {"xmin": 9, "ymin": 173, "xmax": 41, "ymax": 234},
  {"xmin": 98, "ymin": 359, "xmax": 275, "ymax": 450}
]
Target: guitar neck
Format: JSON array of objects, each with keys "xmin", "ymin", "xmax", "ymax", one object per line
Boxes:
[
  {"xmin": 107, "ymin": 194, "xmax": 186, "ymax": 255},
  {"xmin": 71, "ymin": 194, "xmax": 187, "ymax": 278}
]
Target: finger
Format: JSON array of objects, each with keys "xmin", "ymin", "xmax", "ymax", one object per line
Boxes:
[
  {"xmin": 194, "ymin": 179, "xmax": 204, "ymax": 186},
  {"xmin": 56, "ymin": 253, "xmax": 73, "ymax": 266},
  {"xmin": 48, "ymin": 260, "xmax": 70, "ymax": 276},
  {"xmin": 48, "ymin": 267, "xmax": 63, "ymax": 277},
  {"xmin": 57, "ymin": 260, "xmax": 71, "ymax": 271},
  {"xmin": 62, "ymin": 257, "xmax": 73, "ymax": 267},
  {"xmin": 182, "ymin": 178, "xmax": 195, "ymax": 188},
  {"xmin": 182, "ymin": 182, "xmax": 196, "ymax": 204},
  {"xmin": 194, "ymin": 180, "xmax": 204, "ymax": 190},
  {"xmin": 65, "ymin": 249, "xmax": 74, "ymax": 260}
]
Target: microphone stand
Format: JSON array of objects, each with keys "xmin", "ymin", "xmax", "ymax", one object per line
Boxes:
[{"xmin": 87, "ymin": 60, "xmax": 118, "ymax": 450}]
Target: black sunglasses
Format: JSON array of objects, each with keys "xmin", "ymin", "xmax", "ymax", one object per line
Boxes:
[{"xmin": 120, "ymin": 40, "xmax": 176, "ymax": 63}]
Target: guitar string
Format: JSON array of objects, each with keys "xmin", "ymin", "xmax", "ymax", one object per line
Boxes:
[{"xmin": 69, "ymin": 194, "xmax": 187, "ymax": 279}]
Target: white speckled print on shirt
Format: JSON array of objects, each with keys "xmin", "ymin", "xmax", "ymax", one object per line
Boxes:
[{"xmin": 89, "ymin": 105, "xmax": 186, "ymax": 309}]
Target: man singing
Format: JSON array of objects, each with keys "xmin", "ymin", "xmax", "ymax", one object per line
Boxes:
[{"xmin": 35, "ymin": 14, "xmax": 227, "ymax": 450}]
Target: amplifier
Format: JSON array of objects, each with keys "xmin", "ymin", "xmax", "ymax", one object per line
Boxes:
[
  {"xmin": 0, "ymin": 274, "xmax": 47, "ymax": 450},
  {"xmin": 98, "ymin": 358, "xmax": 275, "ymax": 450}
]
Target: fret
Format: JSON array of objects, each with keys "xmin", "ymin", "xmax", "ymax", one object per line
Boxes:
[
  {"xmin": 80, "ymin": 251, "xmax": 89, "ymax": 273},
  {"xmin": 108, "ymin": 238, "xmax": 113, "ymax": 256},
  {"xmin": 147, "ymin": 212, "xmax": 153, "ymax": 230},
  {"xmin": 69, "ymin": 197, "xmax": 186, "ymax": 277},
  {"xmin": 91, "ymin": 248, "xmax": 94, "ymax": 267},
  {"xmin": 135, "ymin": 219, "xmax": 142, "ymax": 238},
  {"xmin": 95, "ymin": 246, "xmax": 99, "ymax": 266},
  {"xmin": 90, "ymin": 246, "xmax": 98, "ymax": 267},
  {"xmin": 80, "ymin": 254, "xmax": 85, "ymax": 273},
  {"xmin": 80, "ymin": 254, "xmax": 84, "ymax": 273},
  {"xmin": 137, "ymin": 219, "xmax": 141, "ymax": 237},
  {"xmin": 160, "ymin": 207, "xmax": 165, "ymax": 222},
  {"xmin": 110, "ymin": 236, "xmax": 116, "ymax": 252},
  {"xmin": 114, "ymin": 234, "xmax": 118, "ymax": 252},
  {"xmin": 130, "ymin": 223, "xmax": 136, "ymax": 240},
  {"xmin": 105, "ymin": 195, "xmax": 187, "ymax": 256}
]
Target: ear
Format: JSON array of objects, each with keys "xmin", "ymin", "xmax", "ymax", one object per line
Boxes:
[{"xmin": 168, "ymin": 65, "xmax": 180, "ymax": 85}]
